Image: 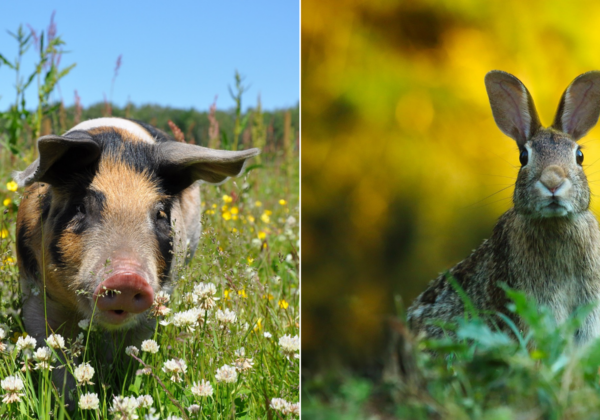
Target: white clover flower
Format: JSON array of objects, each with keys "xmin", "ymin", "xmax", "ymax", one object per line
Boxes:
[
  {"xmin": 0, "ymin": 327, "xmax": 6, "ymax": 340},
  {"xmin": 187, "ymin": 404, "xmax": 201, "ymax": 414},
  {"xmin": 154, "ymin": 291, "xmax": 171, "ymax": 304},
  {"xmin": 136, "ymin": 394, "xmax": 153, "ymax": 408},
  {"xmin": 194, "ymin": 282, "xmax": 219, "ymax": 310},
  {"xmin": 79, "ymin": 392, "xmax": 100, "ymax": 410},
  {"xmin": 191, "ymin": 379, "xmax": 213, "ymax": 397},
  {"xmin": 16, "ymin": 335, "xmax": 37, "ymax": 353},
  {"xmin": 125, "ymin": 346, "xmax": 140, "ymax": 356},
  {"xmin": 33, "ymin": 346, "xmax": 53, "ymax": 371},
  {"xmin": 264, "ymin": 332, "xmax": 272, "ymax": 338},
  {"xmin": 287, "ymin": 402, "xmax": 300, "ymax": 415},
  {"xmin": 215, "ymin": 364, "xmax": 238, "ymax": 383},
  {"xmin": 145, "ymin": 407, "xmax": 160, "ymax": 420},
  {"xmin": 183, "ymin": 292, "xmax": 198, "ymax": 306},
  {"xmin": 1, "ymin": 375, "xmax": 24, "ymax": 403},
  {"xmin": 46, "ymin": 333, "xmax": 65, "ymax": 350},
  {"xmin": 278, "ymin": 334, "xmax": 299, "ymax": 356},
  {"xmin": 150, "ymin": 291, "xmax": 171, "ymax": 317},
  {"xmin": 162, "ymin": 358, "xmax": 187, "ymax": 383},
  {"xmin": 235, "ymin": 347, "xmax": 245, "ymax": 357},
  {"xmin": 216, "ymin": 308, "xmax": 236, "ymax": 325},
  {"xmin": 141, "ymin": 340, "xmax": 159, "ymax": 354},
  {"xmin": 172, "ymin": 308, "xmax": 200, "ymax": 331},
  {"xmin": 33, "ymin": 347, "xmax": 52, "ymax": 362},
  {"xmin": 74, "ymin": 362, "xmax": 95, "ymax": 386},
  {"xmin": 193, "ymin": 282, "xmax": 217, "ymax": 298},
  {"xmin": 270, "ymin": 397, "xmax": 289, "ymax": 412},
  {"xmin": 234, "ymin": 357, "xmax": 254, "ymax": 372},
  {"xmin": 110, "ymin": 395, "xmax": 139, "ymax": 420}
]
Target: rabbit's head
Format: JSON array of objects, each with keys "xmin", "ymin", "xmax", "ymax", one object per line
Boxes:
[{"xmin": 485, "ymin": 71, "xmax": 600, "ymax": 218}]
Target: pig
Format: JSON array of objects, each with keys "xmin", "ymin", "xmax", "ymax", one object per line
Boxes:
[{"xmin": 14, "ymin": 117, "xmax": 259, "ymax": 349}]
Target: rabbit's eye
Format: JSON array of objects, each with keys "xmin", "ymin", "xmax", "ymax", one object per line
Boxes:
[
  {"xmin": 519, "ymin": 149, "xmax": 528, "ymax": 166},
  {"xmin": 577, "ymin": 148, "xmax": 584, "ymax": 165}
]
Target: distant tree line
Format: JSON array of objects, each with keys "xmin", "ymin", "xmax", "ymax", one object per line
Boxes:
[{"xmin": 51, "ymin": 101, "xmax": 299, "ymax": 155}]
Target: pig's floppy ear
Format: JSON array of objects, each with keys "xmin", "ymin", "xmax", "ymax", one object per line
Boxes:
[
  {"xmin": 158, "ymin": 142, "xmax": 260, "ymax": 190},
  {"xmin": 13, "ymin": 131, "xmax": 101, "ymax": 187}
]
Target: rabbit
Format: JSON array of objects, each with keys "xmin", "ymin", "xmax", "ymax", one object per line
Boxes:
[{"xmin": 407, "ymin": 70, "xmax": 600, "ymax": 343}]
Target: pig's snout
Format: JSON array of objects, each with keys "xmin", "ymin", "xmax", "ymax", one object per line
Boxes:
[{"xmin": 93, "ymin": 273, "xmax": 154, "ymax": 323}]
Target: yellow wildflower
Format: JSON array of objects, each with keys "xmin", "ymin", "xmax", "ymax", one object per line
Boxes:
[
  {"xmin": 231, "ymin": 207, "xmax": 239, "ymax": 215},
  {"xmin": 1, "ymin": 229, "xmax": 8, "ymax": 239},
  {"xmin": 222, "ymin": 205, "xmax": 229, "ymax": 211},
  {"xmin": 253, "ymin": 318, "xmax": 263, "ymax": 332},
  {"xmin": 222, "ymin": 211, "xmax": 232, "ymax": 221},
  {"xmin": 222, "ymin": 194, "xmax": 233, "ymax": 203},
  {"xmin": 258, "ymin": 231, "xmax": 267, "ymax": 240},
  {"xmin": 232, "ymin": 228, "xmax": 238, "ymax": 233},
  {"xmin": 255, "ymin": 200, "xmax": 262, "ymax": 207},
  {"xmin": 263, "ymin": 293, "xmax": 274, "ymax": 301},
  {"xmin": 248, "ymin": 215, "xmax": 255, "ymax": 223},
  {"xmin": 278, "ymin": 300, "xmax": 289, "ymax": 309},
  {"xmin": 3, "ymin": 198, "xmax": 11, "ymax": 207},
  {"xmin": 212, "ymin": 203, "xmax": 217, "ymax": 209},
  {"xmin": 224, "ymin": 290, "xmax": 231, "ymax": 300},
  {"xmin": 279, "ymin": 199, "xmax": 287, "ymax": 206},
  {"xmin": 6, "ymin": 181, "xmax": 18, "ymax": 192},
  {"xmin": 247, "ymin": 257, "xmax": 254, "ymax": 265},
  {"xmin": 238, "ymin": 289, "xmax": 247, "ymax": 298},
  {"xmin": 261, "ymin": 213, "xmax": 271, "ymax": 223}
]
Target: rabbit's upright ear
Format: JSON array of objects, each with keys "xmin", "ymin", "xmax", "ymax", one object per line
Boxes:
[
  {"xmin": 552, "ymin": 71, "xmax": 600, "ymax": 140},
  {"xmin": 485, "ymin": 71, "xmax": 541, "ymax": 147}
]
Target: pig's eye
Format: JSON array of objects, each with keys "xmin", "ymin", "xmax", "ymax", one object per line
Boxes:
[
  {"xmin": 74, "ymin": 204, "xmax": 86, "ymax": 218},
  {"xmin": 155, "ymin": 203, "xmax": 170, "ymax": 223}
]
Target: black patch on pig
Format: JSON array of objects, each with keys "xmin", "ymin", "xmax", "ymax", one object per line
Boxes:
[
  {"xmin": 40, "ymin": 190, "xmax": 52, "ymax": 221},
  {"xmin": 16, "ymin": 227, "xmax": 38, "ymax": 278},
  {"xmin": 130, "ymin": 120, "xmax": 174, "ymax": 143},
  {"xmin": 49, "ymin": 188, "xmax": 106, "ymax": 268},
  {"xmin": 154, "ymin": 198, "xmax": 174, "ymax": 285}
]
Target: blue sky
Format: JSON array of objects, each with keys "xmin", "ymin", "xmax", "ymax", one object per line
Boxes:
[{"xmin": 0, "ymin": 1, "xmax": 299, "ymax": 112}]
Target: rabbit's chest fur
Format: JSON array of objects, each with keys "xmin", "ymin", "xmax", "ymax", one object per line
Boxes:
[{"xmin": 408, "ymin": 209, "xmax": 600, "ymax": 342}]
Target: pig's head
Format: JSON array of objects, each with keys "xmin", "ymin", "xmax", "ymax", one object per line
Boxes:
[{"xmin": 15, "ymin": 120, "xmax": 258, "ymax": 330}]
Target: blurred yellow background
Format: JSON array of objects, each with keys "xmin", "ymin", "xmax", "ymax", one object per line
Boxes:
[{"xmin": 302, "ymin": 0, "xmax": 600, "ymax": 366}]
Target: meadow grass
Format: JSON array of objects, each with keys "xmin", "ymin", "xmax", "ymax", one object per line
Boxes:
[{"xmin": 0, "ymin": 21, "xmax": 299, "ymax": 420}]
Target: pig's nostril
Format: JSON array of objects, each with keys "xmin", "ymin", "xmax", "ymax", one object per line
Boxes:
[
  {"xmin": 134, "ymin": 293, "xmax": 142, "ymax": 301},
  {"xmin": 113, "ymin": 310, "xmax": 124, "ymax": 315}
]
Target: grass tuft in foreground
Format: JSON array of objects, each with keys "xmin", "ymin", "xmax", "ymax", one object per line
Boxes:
[{"xmin": 303, "ymin": 288, "xmax": 600, "ymax": 420}]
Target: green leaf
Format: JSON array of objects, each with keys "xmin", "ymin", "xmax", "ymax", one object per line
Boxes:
[{"xmin": 0, "ymin": 53, "xmax": 14, "ymax": 69}]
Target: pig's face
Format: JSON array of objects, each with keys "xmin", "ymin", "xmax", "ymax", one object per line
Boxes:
[{"xmin": 15, "ymin": 118, "xmax": 258, "ymax": 330}]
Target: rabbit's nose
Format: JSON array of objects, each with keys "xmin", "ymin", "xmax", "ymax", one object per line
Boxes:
[{"xmin": 540, "ymin": 165, "xmax": 566, "ymax": 193}]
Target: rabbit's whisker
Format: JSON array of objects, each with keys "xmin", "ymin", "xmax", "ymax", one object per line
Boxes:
[{"xmin": 466, "ymin": 185, "xmax": 514, "ymax": 208}]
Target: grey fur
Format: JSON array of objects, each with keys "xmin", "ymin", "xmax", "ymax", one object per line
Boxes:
[{"xmin": 407, "ymin": 71, "xmax": 600, "ymax": 343}]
